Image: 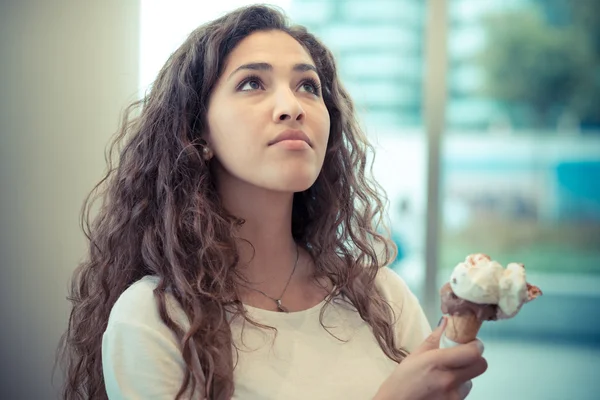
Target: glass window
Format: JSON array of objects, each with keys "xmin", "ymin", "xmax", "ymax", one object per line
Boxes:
[
  {"xmin": 442, "ymin": 0, "xmax": 600, "ymax": 342},
  {"xmin": 443, "ymin": 2, "xmax": 600, "ymax": 397}
]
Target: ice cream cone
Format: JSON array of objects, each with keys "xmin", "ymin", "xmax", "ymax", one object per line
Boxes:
[
  {"xmin": 445, "ymin": 311, "xmax": 483, "ymax": 344},
  {"xmin": 440, "ymin": 253, "xmax": 542, "ymax": 346}
]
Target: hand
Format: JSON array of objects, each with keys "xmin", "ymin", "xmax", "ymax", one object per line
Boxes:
[{"xmin": 373, "ymin": 318, "xmax": 487, "ymax": 400}]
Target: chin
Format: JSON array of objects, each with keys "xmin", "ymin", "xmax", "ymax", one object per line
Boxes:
[{"xmin": 267, "ymin": 170, "xmax": 320, "ymax": 193}]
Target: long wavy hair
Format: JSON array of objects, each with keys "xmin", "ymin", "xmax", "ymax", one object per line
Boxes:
[{"xmin": 58, "ymin": 4, "xmax": 407, "ymax": 399}]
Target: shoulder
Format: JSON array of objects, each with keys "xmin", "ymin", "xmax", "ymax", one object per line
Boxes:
[
  {"xmin": 374, "ymin": 266, "xmax": 422, "ymax": 317},
  {"xmin": 107, "ymin": 275, "xmax": 188, "ymax": 329},
  {"xmin": 374, "ymin": 266, "xmax": 432, "ymax": 352},
  {"xmin": 374, "ymin": 266, "xmax": 413, "ymax": 303},
  {"xmin": 108, "ymin": 276, "xmax": 160, "ymax": 323}
]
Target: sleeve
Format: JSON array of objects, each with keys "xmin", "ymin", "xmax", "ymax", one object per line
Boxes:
[
  {"xmin": 101, "ymin": 279, "xmax": 202, "ymax": 400},
  {"xmin": 375, "ymin": 267, "xmax": 432, "ymax": 353}
]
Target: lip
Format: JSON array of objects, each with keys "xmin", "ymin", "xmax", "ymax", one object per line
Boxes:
[{"xmin": 268, "ymin": 129, "xmax": 312, "ymax": 147}]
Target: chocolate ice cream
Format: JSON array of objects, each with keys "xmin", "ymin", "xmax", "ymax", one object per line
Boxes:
[{"xmin": 440, "ymin": 283, "xmax": 498, "ymax": 321}]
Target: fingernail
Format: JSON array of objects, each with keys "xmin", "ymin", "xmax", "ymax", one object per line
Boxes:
[
  {"xmin": 459, "ymin": 380, "xmax": 473, "ymax": 397},
  {"xmin": 476, "ymin": 339, "xmax": 485, "ymax": 355},
  {"xmin": 437, "ymin": 316, "xmax": 445, "ymax": 326}
]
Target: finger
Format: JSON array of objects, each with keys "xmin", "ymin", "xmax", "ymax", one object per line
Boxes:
[
  {"xmin": 411, "ymin": 316, "xmax": 448, "ymax": 355},
  {"xmin": 436, "ymin": 339, "xmax": 484, "ymax": 368},
  {"xmin": 458, "ymin": 380, "xmax": 473, "ymax": 399},
  {"xmin": 453, "ymin": 357, "xmax": 488, "ymax": 382}
]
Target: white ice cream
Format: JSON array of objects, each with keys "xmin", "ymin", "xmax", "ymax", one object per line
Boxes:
[{"xmin": 449, "ymin": 254, "xmax": 529, "ymax": 319}]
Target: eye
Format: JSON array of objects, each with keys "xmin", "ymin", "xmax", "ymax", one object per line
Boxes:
[
  {"xmin": 238, "ymin": 76, "xmax": 264, "ymax": 91},
  {"xmin": 299, "ymin": 78, "xmax": 322, "ymax": 96}
]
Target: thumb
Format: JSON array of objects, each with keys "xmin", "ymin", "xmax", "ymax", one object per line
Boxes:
[{"xmin": 412, "ymin": 316, "xmax": 447, "ymax": 355}]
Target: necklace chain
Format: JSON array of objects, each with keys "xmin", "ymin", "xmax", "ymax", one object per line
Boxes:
[{"xmin": 242, "ymin": 245, "xmax": 299, "ymax": 313}]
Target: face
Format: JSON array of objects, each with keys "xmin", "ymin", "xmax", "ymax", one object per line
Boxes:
[{"xmin": 205, "ymin": 30, "xmax": 330, "ymax": 193}]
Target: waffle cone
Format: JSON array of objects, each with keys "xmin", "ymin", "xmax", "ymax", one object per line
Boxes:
[{"xmin": 445, "ymin": 312, "xmax": 483, "ymax": 344}]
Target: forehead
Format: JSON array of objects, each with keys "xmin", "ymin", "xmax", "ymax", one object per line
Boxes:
[{"xmin": 222, "ymin": 30, "xmax": 316, "ymax": 72}]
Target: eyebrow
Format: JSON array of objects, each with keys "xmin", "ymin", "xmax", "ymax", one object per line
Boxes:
[{"xmin": 227, "ymin": 62, "xmax": 318, "ymax": 81}]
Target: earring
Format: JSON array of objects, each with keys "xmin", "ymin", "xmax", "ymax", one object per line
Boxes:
[{"xmin": 202, "ymin": 145, "xmax": 213, "ymax": 160}]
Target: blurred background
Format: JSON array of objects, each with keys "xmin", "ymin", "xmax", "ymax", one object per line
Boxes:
[{"xmin": 1, "ymin": 0, "xmax": 598, "ymax": 398}]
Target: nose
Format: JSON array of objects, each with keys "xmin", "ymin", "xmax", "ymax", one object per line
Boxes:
[{"xmin": 272, "ymin": 87, "xmax": 305, "ymax": 123}]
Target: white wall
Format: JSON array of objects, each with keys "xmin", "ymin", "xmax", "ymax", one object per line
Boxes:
[{"xmin": 0, "ymin": 1, "xmax": 140, "ymax": 397}]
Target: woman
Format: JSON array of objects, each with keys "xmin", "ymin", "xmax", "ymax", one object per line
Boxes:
[{"xmin": 59, "ymin": 5, "xmax": 486, "ymax": 399}]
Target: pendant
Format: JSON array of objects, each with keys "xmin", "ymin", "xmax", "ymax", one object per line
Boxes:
[{"xmin": 275, "ymin": 299, "xmax": 288, "ymax": 313}]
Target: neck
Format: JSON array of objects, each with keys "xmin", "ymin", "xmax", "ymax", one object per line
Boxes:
[{"xmin": 217, "ymin": 172, "xmax": 301, "ymax": 286}]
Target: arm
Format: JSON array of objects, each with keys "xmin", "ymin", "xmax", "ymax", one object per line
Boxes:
[
  {"xmin": 101, "ymin": 278, "xmax": 202, "ymax": 399},
  {"xmin": 374, "ymin": 268, "xmax": 486, "ymax": 400},
  {"xmin": 102, "ymin": 319, "xmax": 200, "ymax": 399}
]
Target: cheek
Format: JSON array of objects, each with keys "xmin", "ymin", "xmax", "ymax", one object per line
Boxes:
[
  {"xmin": 316, "ymin": 107, "xmax": 331, "ymax": 147},
  {"xmin": 323, "ymin": 113, "xmax": 331, "ymax": 137},
  {"xmin": 208, "ymin": 107, "xmax": 255, "ymax": 151}
]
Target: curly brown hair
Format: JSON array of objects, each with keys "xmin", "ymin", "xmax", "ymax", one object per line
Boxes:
[{"xmin": 58, "ymin": 4, "xmax": 407, "ymax": 399}]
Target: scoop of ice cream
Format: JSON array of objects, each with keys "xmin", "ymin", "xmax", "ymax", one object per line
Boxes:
[
  {"xmin": 448, "ymin": 254, "xmax": 540, "ymax": 320},
  {"xmin": 449, "ymin": 254, "xmax": 504, "ymax": 304},
  {"xmin": 440, "ymin": 283, "xmax": 498, "ymax": 320},
  {"xmin": 497, "ymin": 262, "xmax": 528, "ymax": 318}
]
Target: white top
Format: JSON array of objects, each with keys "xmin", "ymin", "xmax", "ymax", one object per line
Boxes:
[{"xmin": 102, "ymin": 267, "xmax": 431, "ymax": 399}]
